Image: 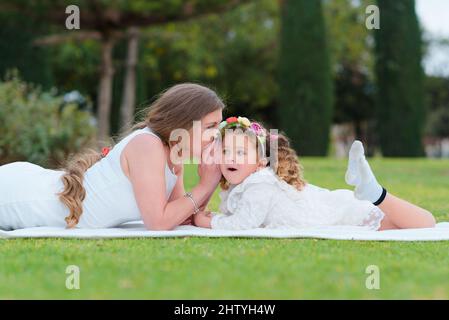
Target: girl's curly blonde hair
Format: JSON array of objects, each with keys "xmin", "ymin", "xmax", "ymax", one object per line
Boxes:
[{"xmin": 219, "ymin": 119, "xmax": 307, "ymax": 191}]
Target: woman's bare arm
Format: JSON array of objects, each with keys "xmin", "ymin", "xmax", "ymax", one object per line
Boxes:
[
  {"xmin": 124, "ymin": 134, "xmax": 213, "ymax": 230},
  {"xmin": 168, "ymin": 165, "xmax": 185, "ymax": 201},
  {"xmin": 167, "ymin": 165, "xmax": 194, "ymax": 225}
]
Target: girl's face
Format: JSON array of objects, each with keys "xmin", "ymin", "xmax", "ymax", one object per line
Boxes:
[{"xmin": 220, "ymin": 132, "xmax": 267, "ymax": 185}]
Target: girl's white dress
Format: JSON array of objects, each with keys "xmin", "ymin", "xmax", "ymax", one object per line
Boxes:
[
  {"xmin": 211, "ymin": 167, "xmax": 385, "ymax": 230},
  {"xmin": 0, "ymin": 127, "xmax": 178, "ymax": 230}
]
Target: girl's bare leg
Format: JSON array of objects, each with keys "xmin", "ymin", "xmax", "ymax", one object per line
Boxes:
[
  {"xmin": 346, "ymin": 140, "xmax": 436, "ymax": 230},
  {"xmin": 378, "ymin": 213, "xmax": 398, "ymax": 230},
  {"xmin": 377, "ymin": 193, "xmax": 435, "ymax": 230}
]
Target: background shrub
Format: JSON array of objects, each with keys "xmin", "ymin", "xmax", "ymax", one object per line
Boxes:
[{"xmin": 0, "ymin": 71, "xmax": 97, "ymax": 168}]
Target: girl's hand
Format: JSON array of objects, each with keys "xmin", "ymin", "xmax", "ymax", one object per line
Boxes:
[
  {"xmin": 193, "ymin": 211, "xmax": 213, "ymax": 228},
  {"xmin": 197, "ymin": 140, "xmax": 222, "ymax": 189}
]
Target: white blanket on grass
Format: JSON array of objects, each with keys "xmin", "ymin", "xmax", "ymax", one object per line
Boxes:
[{"xmin": 2, "ymin": 221, "xmax": 449, "ymax": 241}]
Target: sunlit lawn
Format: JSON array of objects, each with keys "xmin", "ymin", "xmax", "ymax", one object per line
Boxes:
[{"xmin": 1, "ymin": 158, "xmax": 449, "ymax": 299}]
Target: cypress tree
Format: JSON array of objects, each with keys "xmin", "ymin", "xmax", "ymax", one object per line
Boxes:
[
  {"xmin": 278, "ymin": 0, "xmax": 333, "ymax": 156},
  {"xmin": 0, "ymin": 16, "xmax": 53, "ymax": 88},
  {"xmin": 375, "ymin": 0, "xmax": 426, "ymax": 156}
]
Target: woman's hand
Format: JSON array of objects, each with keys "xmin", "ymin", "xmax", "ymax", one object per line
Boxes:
[
  {"xmin": 193, "ymin": 211, "xmax": 213, "ymax": 228},
  {"xmin": 180, "ymin": 214, "xmax": 194, "ymax": 225},
  {"xmin": 191, "ymin": 140, "xmax": 221, "ymax": 221},
  {"xmin": 197, "ymin": 140, "xmax": 222, "ymax": 189}
]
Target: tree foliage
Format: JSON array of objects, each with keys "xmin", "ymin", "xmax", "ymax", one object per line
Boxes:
[
  {"xmin": 374, "ymin": 0, "xmax": 426, "ymax": 156},
  {"xmin": 278, "ymin": 0, "xmax": 334, "ymax": 156},
  {"xmin": 0, "ymin": 71, "xmax": 96, "ymax": 167}
]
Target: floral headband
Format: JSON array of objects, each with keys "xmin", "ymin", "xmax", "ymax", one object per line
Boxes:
[{"xmin": 218, "ymin": 116, "xmax": 277, "ymax": 156}]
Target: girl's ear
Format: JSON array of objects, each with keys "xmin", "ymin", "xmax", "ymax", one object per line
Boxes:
[{"xmin": 257, "ymin": 157, "xmax": 268, "ymax": 170}]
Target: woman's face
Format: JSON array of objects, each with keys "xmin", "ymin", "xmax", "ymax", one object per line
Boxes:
[{"xmin": 188, "ymin": 108, "xmax": 223, "ymax": 160}]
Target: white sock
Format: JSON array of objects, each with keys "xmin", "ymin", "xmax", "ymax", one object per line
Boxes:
[
  {"xmin": 345, "ymin": 140, "xmax": 384, "ymax": 203},
  {"xmin": 345, "ymin": 140, "xmax": 363, "ymax": 186}
]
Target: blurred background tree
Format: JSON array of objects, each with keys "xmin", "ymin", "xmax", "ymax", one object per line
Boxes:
[
  {"xmin": 278, "ymin": 0, "xmax": 333, "ymax": 156},
  {"xmin": 325, "ymin": 0, "xmax": 377, "ymax": 156},
  {"xmin": 2, "ymin": 0, "xmax": 250, "ymax": 140},
  {"xmin": 374, "ymin": 0, "xmax": 426, "ymax": 157},
  {"xmin": 0, "ymin": 71, "xmax": 96, "ymax": 167},
  {"xmin": 0, "ymin": 0, "xmax": 448, "ymax": 165}
]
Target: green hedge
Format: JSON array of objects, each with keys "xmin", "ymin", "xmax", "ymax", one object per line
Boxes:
[{"xmin": 0, "ymin": 71, "xmax": 97, "ymax": 167}]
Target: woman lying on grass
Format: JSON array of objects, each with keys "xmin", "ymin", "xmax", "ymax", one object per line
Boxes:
[
  {"xmin": 193, "ymin": 116, "xmax": 436, "ymax": 231},
  {"xmin": 0, "ymin": 83, "xmax": 224, "ymax": 231}
]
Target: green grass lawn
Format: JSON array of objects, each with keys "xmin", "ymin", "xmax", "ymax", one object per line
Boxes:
[{"xmin": 1, "ymin": 158, "xmax": 449, "ymax": 299}]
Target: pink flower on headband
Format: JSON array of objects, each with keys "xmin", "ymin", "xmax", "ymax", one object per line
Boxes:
[{"xmin": 249, "ymin": 122, "xmax": 264, "ymax": 136}]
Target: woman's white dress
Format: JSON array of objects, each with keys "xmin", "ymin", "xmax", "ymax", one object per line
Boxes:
[
  {"xmin": 0, "ymin": 127, "xmax": 178, "ymax": 230},
  {"xmin": 211, "ymin": 167, "xmax": 385, "ymax": 230}
]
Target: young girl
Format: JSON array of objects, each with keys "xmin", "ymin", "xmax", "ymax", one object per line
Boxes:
[{"xmin": 193, "ymin": 116, "xmax": 436, "ymax": 231}]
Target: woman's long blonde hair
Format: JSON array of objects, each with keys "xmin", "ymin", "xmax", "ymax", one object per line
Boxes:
[
  {"xmin": 219, "ymin": 121, "xmax": 306, "ymax": 191},
  {"xmin": 57, "ymin": 83, "xmax": 225, "ymax": 228}
]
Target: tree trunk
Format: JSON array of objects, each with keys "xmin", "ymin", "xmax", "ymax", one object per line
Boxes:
[
  {"xmin": 120, "ymin": 27, "xmax": 140, "ymax": 130},
  {"xmin": 97, "ymin": 35, "xmax": 115, "ymax": 141}
]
